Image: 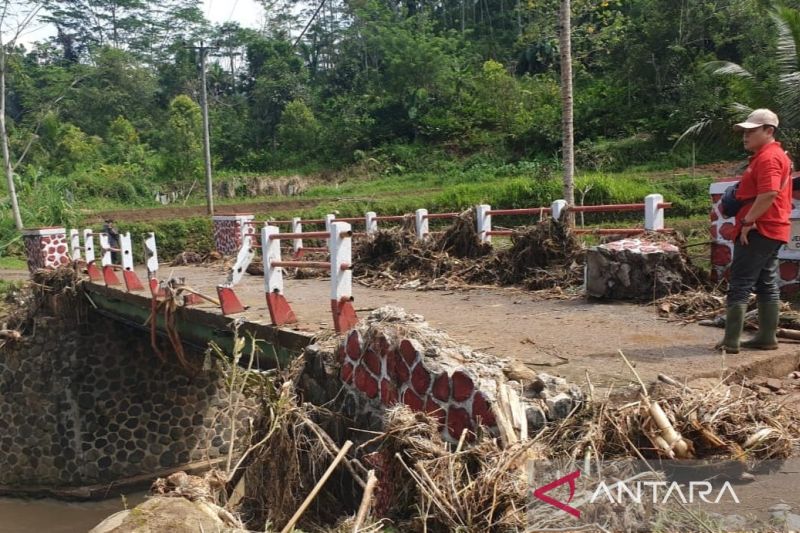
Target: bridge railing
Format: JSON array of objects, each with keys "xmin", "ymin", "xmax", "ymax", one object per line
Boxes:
[
  {"xmin": 476, "ymin": 194, "xmax": 671, "ymax": 243},
  {"xmin": 69, "ymin": 228, "xmax": 145, "ymax": 292},
  {"xmin": 217, "ymin": 221, "xmax": 357, "ymax": 332},
  {"xmin": 219, "ymin": 193, "xmax": 672, "ymax": 253}
]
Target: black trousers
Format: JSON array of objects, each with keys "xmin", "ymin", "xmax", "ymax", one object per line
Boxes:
[{"xmin": 727, "ymin": 231, "xmax": 783, "ymax": 305}]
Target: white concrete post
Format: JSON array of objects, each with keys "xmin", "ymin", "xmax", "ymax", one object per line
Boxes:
[
  {"xmin": 551, "ymin": 199, "xmax": 568, "ymax": 221},
  {"xmin": 99, "ymin": 233, "xmax": 112, "ymax": 266},
  {"xmin": 645, "ymin": 193, "xmax": 665, "ymax": 231},
  {"xmin": 144, "ymin": 232, "xmax": 158, "ymax": 275},
  {"xmin": 330, "ymin": 221, "xmax": 352, "ymax": 302},
  {"xmin": 227, "ymin": 234, "xmax": 256, "ymax": 286},
  {"xmin": 70, "ymin": 229, "xmax": 81, "ymax": 261},
  {"xmin": 415, "ymin": 209, "xmax": 429, "ymax": 241},
  {"xmin": 120, "ymin": 232, "xmax": 135, "ymax": 272},
  {"xmin": 324, "ymin": 214, "xmax": 336, "ymax": 232},
  {"xmin": 263, "ymin": 225, "xmax": 284, "ymax": 295},
  {"xmin": 83, "ymin": 229, "xmax": 96, "ymax": 265},
  {"xmin": 366, "ymin": 211, "xmax": 378, "ymax": 235},
  {"xmin": 291, "ymin": 217, "xmax": 303, "ymax": 254},
  {"xmin": 476, "ymin": 204, "xmax": 491, "ymax": 244}
]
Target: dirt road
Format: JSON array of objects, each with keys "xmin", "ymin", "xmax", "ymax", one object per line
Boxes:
[{"xmin": 149, "ymin": 264, "xmax": 800, "ymax": 390}]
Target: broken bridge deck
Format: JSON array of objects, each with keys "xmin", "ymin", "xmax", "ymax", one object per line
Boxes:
[{"xmin": 134, "ymin": 263, "xmax": 800, "ymax": 390}]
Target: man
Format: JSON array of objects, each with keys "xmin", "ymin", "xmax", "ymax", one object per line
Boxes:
[{"xmin": 717, "ymin": 109, "xmax": 793, "ymax": 353}]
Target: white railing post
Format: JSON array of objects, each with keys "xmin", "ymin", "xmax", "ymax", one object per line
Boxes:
[
  {"xmin": 70, "ymin": 229, "xmax": 81, "ymax": 262},
  {"xmin": 476, "ymin": 204, "xmax": 491, "ymax": 244},
  {"xmin": 645, "ymin": 193, "xmax": 665, "ymax": 231},
  {"xmin": 99, "ymin": 233, "xmax": 112, "ymax": 267},
  {"xmin": 325, "ymin": 214, "xmax": 336, "ymax": 232},
  {"xmin": 144, "ymin": 232, "xmax": 158, "ymax": 276},
  {"xmin": 330, "ymin": 221, "xmax": 352, "ymax": 302},
  {"xmin": 226, "ymin": 233, "xmax": 256, "ymax": 287},
  {"xmin": 366, "ymin": 211, "xmax": 378, "ymax": 235},
  {"xmin": 263, "ymin": 225, "xmax": 284, "ymax": 295},
  {"xmin": 119, "ymin": 231, "xmax": 144, "ymax": 291},
  {"xmin": 291, "ymin": 217, "xmax": 303, "ymax": 255},
  {"xmin": 120, "ymin": 230, "xmax": 135, "ymax": 275},
  {"xmin": 83, "ymin": 229, "xmax": 96, "ymax": 264},
  {"xmin": 120, "ymin": 232, "xmax": 134, "ymax": 273},
  {"xmin": 415, "ymin": 209, "xmax": 429, "ymax": 241},
  {"xmin": 551, "ymin": 200, "xmax": 567, "ymax": 221}
]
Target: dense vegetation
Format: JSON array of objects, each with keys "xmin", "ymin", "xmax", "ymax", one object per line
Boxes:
[{"xmin": 0, "ymin": 0, "xmax": 797, "ymax": 250}]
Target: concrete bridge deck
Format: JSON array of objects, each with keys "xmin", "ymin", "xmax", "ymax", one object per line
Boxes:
[{"xmin": 128, "ymin": 263, "xmax": 800, "ymax": 390}]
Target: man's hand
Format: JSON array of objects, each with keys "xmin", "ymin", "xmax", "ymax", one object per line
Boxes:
[{"xmin": 740, "ymin": 222, "xmax": 756, "ymax": 245}]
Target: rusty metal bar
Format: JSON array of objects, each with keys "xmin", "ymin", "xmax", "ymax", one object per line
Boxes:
[
  {"xmin": 572, "ymin": 228, "xmax": 674, "ymax": 235},
  {"xmin": 270, "ymin": 231, "xmax": 329, "ymax": 240},
  {"xmin": 424, "ymin": 212, "xmax": 460, "ymax": 220},
  {"xmin": 271, "ymin": 261, "xmax": 331, "ymax": 269},
  {"xmin": 486, "ymin": 207, "xmax": 550, "ymax": 216},
  {"xmin": 298, "ymin": 247, "xmax": 328, "ymax": 252},
  {"xmin": 334, "ymin": 217, "xmax": 362, "ymax": 223},
  {"xmin": 568, "ymin": 203, "xmax": 645, "ymax": 213},
  {"xmin": 374, "ymin": 215, "xmax": 409, "ymax": 222}
]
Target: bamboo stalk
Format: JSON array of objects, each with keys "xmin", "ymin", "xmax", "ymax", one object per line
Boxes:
[{"xmin": 352, "ymin": 470, "xmax": 378, "ymax": 532}]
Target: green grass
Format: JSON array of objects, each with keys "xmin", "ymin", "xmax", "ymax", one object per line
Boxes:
[
  {"xmin": 0, "ymin": 159, "xmax": 718, "ymax": 263},
  {"xmin": 0, "ymin": 256, "xmax": 26, "ymax": 270}
]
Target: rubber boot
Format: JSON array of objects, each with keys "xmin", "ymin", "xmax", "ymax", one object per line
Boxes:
[
  {"xmin": 741, "ymin": 301, "xmax": 780, "ymax": 350},
  {"xmin": 715, "ymin": 303, "xmax": 747, "ymax": 354}
]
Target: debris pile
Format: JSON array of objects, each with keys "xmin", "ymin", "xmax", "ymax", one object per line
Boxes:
[
  {"xmin": 352, "ymin": 213, "xmax": 586, "ymax": 292},
  {"xmin": 490, "ymin": 217, "xmax": 583, "ymax": 290},
  {"xmin": 170, "ymin": 250, "xmax": 223, "ymax": 266}
]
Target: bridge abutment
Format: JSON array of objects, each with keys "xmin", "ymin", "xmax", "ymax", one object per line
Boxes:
[{"xmin": 0, "ymin": 310, "xmax": 256, "ymax": 494}]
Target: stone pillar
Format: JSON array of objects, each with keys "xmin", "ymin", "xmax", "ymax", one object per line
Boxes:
[
  {"xmin": 212, "ymin": 214, "xmax": 254, "ymax": 255},
  {"xmin": 585, "ymin": 238, "xmax": 684, "ymax": 300},
  {"xmin": 22, "ymin": 227, "xmax": 69, "ymax": 273}
]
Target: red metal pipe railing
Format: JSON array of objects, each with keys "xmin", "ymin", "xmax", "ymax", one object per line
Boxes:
[
  {"xmin": 486, "ymin": 207, "xmax": 550, "ymax": 216},
  {"xmin": 568, "ymin": 202, "xmax": 672, "ymax": 214},
  {"xmin": 573, "ymin": 228, "xmax": 673, "ymax": 235},
  {"xmin": 269, "ymin": 231, "xmax": 352, "ymax": 240},
  {"xmin": 272, "ymin": 261, "xmax": 330, "ymax": 269},
  {"xmin": 425, "ymin": 212, "xmax": 460, "ymax": 220},
  {"xmin": 271, "ymin": 231, "xmax": 329, "ymax": 240},
  {"xmin": 374, "ymin": 215, "xmax": 409, "ymax": 222},
  {"xmin": 270, "ymin": 260, "xmax": 351, "ymax": 270}
]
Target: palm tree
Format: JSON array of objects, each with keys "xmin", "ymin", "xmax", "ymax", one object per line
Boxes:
[
  {"xmin": 559, "ymin": 0, "xmax": 575, "ymax": 214},
  {"xmin": 677, "ymin": 3, "xmax": 800, "ymax": 153}
]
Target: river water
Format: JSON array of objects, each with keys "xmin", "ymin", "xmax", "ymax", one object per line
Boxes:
[{"xmin": 0, "ymin": 492, "xmax": 147, "ymax": 533}]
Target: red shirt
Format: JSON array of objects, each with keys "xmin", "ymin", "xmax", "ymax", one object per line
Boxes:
[{"xmin": 735, "ymin": 141, "xmax": 793, "ymax": 242}]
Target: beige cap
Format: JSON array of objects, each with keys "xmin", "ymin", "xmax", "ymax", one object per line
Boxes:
[{"xmin": 734, "ymin": 108, "xmax": 779, "ymax": 130}]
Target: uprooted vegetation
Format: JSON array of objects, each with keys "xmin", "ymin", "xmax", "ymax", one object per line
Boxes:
[
  {"xmin": 137, "ymin": 358, "xmax": 800, "ymax": 532},
  {"xmin": 123, "ymin": 310, "xmax": 800, "ymax": 533},
  {"xmin": 351, "ymin": 209, "xmax": 704, "ymax": 295}
]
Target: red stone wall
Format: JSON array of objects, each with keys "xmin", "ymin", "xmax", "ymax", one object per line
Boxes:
[
  {"xmin": 338, "ymin": 330, "xmax": 496, "ymax": 441},
  {"xmin": 23, "ymin": 230, "xmax": 70, "ymax": 273},
  {"xmin": 212, "ymin": 217, "xmax": 255, "ymax": 255}
]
